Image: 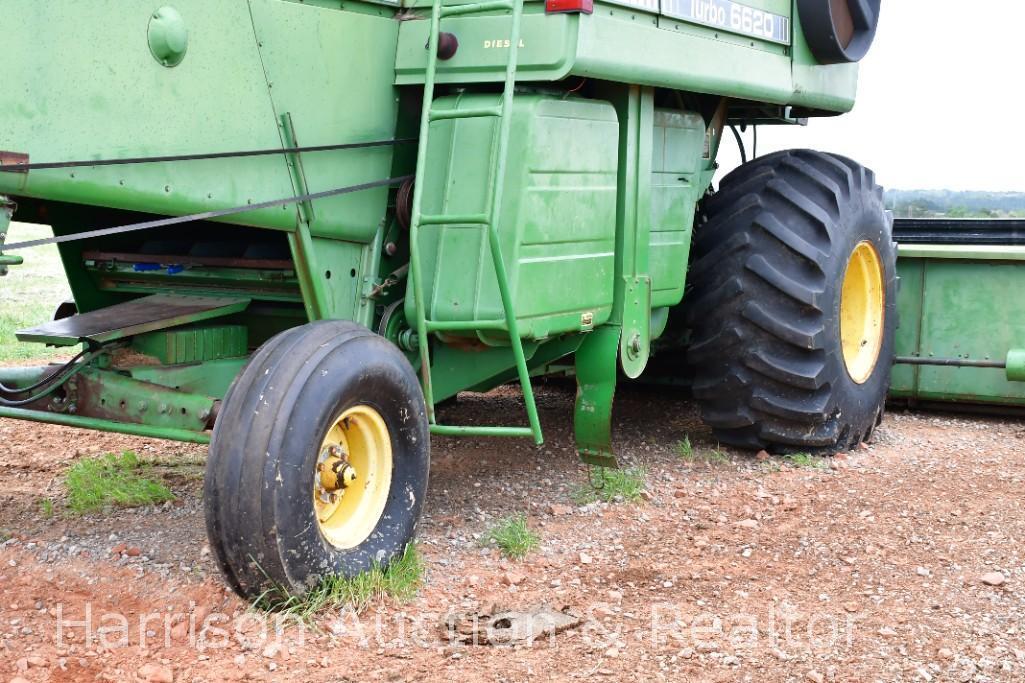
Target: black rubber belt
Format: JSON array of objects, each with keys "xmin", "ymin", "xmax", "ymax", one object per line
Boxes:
[
  {"xmin": 2, "ymin": 175, "xmax": 414, "ymax": 252},
  {"xmin": 0, "ymin": 137, "xmax": 414, "ymax": 173}
]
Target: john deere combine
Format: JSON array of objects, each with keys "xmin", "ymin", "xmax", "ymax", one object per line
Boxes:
[{"xmin": 0, "ymin": 0, "xmax": 893, "ymax": 597}]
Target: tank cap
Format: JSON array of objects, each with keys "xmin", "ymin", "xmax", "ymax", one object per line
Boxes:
[{"xmin": 148, "ymin": 6, "xmax": 189, "ymax": 68}]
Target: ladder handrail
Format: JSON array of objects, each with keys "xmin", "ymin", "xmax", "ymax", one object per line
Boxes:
[{"xmin": 407, "ymin": 0, "xmax": 544, "ymax": 445}]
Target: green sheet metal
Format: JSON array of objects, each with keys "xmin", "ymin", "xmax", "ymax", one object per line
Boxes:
[
  {"xmin": 396, "ymin": 1, "xmax": 859, "ymax": 113},
  {"xmin": 892, "ymin": 247, "xmax": 1025, "ymax": 406}
]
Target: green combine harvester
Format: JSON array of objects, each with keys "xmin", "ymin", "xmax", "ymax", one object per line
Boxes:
[{"xmin": 2, "ymin": 0, "xmax": 1019, "ymax": 599}]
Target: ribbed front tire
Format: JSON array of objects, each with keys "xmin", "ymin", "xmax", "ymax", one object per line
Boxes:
[
  {"xmin": 684, "ymin": 149, "xmax": 896, "ymax": 453},
  {"xmin": 204, "ymin": 321, "xmax": 430, "ymax": 599}
]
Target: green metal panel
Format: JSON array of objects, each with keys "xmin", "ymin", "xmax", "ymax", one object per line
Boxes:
[
  {"xmin": 890, "ymin": 258, "xmax": 923, "ymax": 396},
  {"xmin": 395, "ymin": 1, "xmax": 859, "ymax": 114},
  {"xmin": 395, "ymin": 9, "xmax": 577, "ymax": 84},
  {"xmin": 892, "ymin": 253, "xmax": 1025, "ymax": 406},
  {"xmin": 127, "ymin": 358, "xmax": 249, "ymax": 399},
  {"xmin": 789, "ymin": 7, "xmax": 860, "ymax": 113},
  {"xmin": 408, "ymin": 93, "xmax": 619, "ymax": 341},
  {"xmin": 579, "ymin": 3, "xmax": 791, "ymax": 104},
  {"xmin": 649, "ymin": 108, "xmax": 707, "ymax": 308},
  {"xmin": 248, "ymin": 0, "xmax": 401, "ymax": 242},
  {"xmin": 132, "ymin": 325, "xmax": 248, "ymax": 365},
  {"xmin": 0, "ymin": 1, "xmax": 295, "ymax": 230},
  {"xmin": 0, "ymin": 1, "xmax": 401, "ymax": 240}
]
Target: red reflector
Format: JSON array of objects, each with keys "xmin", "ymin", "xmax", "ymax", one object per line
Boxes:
[{"xmin": 545, "ymin": 0, "xmax": 593, "ymax": 14}]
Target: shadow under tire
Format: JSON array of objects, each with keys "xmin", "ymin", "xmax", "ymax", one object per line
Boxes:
[
  {"xmin": 204, "ymin": 320, "xmax": 430, "ymax": 599},
  {"xmin": 685, "ymin": 149, "xmax": 896, "ymax": 453}
]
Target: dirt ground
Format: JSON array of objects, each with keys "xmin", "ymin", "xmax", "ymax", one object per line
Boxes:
[{"xmin": 2, "ymin": 380, "xmax": 1024, "ymax": 682}]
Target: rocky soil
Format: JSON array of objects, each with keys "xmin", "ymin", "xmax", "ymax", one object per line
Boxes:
[{"xmin": 2, "ymin": 380, "xmax": 1024, "ymax": 682}]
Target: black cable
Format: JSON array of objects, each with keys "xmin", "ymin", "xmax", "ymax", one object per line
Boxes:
[
  {"xmin": 0, "ymin": 350, "xmax": 99, "ymax": 407},
  {"xmin": 752, "ymin": 125, "xmax": 758, "ymax": 159},
  {"xmin": 0, "ymin": 347, "xmax": 90, "ymax": 395},
  {"xmin": 729, "ymin": 125, "xmax": 747, "ymax": 165},
  {"xmin": 0, "ymin": 138, "xmax": 415, "ymax": 173},
  {"xmin": 2, "ymin": 175, "xmax": 414, "ymax": 252}
]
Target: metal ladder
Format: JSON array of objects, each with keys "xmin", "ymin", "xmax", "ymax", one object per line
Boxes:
[{"xmin": 407, "ymin": 0, "xmax": 543, "ymax": 444}]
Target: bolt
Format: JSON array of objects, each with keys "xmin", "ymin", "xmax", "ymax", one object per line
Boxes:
[
  {"xmin": 67, "ymin": 404, "xmax": 77, "ymax": 415},
  {"xmin": 628, "ymin": 334, "xmax": 642, "ymax": 358},
  {"xmin": 138, "ymin": 402, "xmax": 148, "ymax": 413},
  {"xmin": 384, "ymin": 242, "xmax": 398, "ymax": 256}
]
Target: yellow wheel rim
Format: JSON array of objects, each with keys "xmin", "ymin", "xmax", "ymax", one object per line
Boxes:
[
  {"xmin": 313, "ymin": 405, "xmax": 393, "ymax": 550},
  {"xmin": 840, "ymin": 241, "xmax": 885, "ymax": 384}
]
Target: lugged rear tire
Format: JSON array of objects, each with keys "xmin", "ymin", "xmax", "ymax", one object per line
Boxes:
[{"xmin": 684, "ymin": 149, "xmax": 896, "ymax": 453}]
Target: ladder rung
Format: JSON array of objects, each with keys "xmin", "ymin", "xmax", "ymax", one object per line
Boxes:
[
  {"xmin": 429, "ymin": 106, "xmax": 503, "ymax": 122},
  {"xmin": 418, "ymin": 213, "xmax": 490, "ymax": 226},
  {"xmin": 440, "ymin": 0, "xmax": 515, "ymax": 17},
  {"xmin": 430, "ymin": 424, "xmax": 533, "ymax": 438},
  {"xmin": 427, "ymin": 318, "xmax": 507, "ymax": 332}
]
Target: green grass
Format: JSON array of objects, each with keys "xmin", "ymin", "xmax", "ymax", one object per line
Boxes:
[
  {"xmin": 783, "ymin": 452, "xmax": 829, "ymax": 469},
  {"xmin": 1, "ymin": 223, "xmax": 72, "ymax": 362},
  {"xmin": 484, "ymin": 513, "xmax": 540, "ymax": 560},
  {"xmin": 574, "ymin": 467, "xmax": 647, "ymax": 504},
  {"xmin": 676, "ymin": 437, "xmax": 730, "ymax": 465},
  {"xmin": 256, "ymin": 544, "xmax": 423, "ymax": 619},
  {"xmin": 39, "ymin": 499, "xmax": 54, "ymax": 518},
  {"xmin": 65, "ymin": 451, "xmax": 175, "ymax": 514},
  {"xmin": 707, "ymin": 446, "xmax": 730, "ymax": 464}
]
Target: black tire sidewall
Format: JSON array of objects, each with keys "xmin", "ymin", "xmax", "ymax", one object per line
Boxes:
[
  {"xmin": 824, "ymin": 188, "xmax": 896, "ymax": 447},
  {"xmin": 273, "ymin": 334, "xmax": 428, "ymax": 591}
]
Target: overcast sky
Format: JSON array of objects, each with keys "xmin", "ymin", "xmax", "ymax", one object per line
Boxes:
[{"xmin": 717, "ymin": 0, "xmax": 1025, "ymax": 192}]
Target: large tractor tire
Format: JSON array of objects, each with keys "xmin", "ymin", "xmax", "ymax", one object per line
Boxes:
[
  {"xmin": 685, "ymin": 149, "xmax": 896, "ymax": 453},
  {"xmin": 204, "ymin": 320, "xmax": 430, "ymax": 599}
]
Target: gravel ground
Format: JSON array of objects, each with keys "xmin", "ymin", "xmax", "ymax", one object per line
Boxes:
[{"xmin": 1, "ymin": 380, "xmax": 1024, "ymax": 682}]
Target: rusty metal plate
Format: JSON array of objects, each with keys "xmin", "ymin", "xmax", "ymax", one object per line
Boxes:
[
  {"xmin": 16, "ymin": 294, "xmax": 251, "ymax": 346},
  {"xmin": 0, "ymin": 151, "xmax": 29, "ymax": 173}
]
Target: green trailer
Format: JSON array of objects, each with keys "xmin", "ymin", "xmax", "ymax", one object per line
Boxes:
[
  {"xmin": 891, "ymin": 218, "xmax": 1025, "ymax": 409},
  {"xmin": 0, "ymin": 0, "xmax": 896, "ymax": 597}
]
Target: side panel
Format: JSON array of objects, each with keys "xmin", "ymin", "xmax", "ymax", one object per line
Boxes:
[
  {"xmin": 395, "ymin": 0, "xmax": 859, "ymax": 114},
  {"xmin": 395, "ymin": 10, "xmax": 577, "ymax": 84},
  {"xmin": 0, "ymin": 0, "xmax": 403, "ymax": 240},
  {"xmin": 789, "ymin": 8, "xmax": 860, "ymax": 113},
  {"xmin": 248, "ymin": 0, "xmax": 402, "ymax": 243},
  {"xmin": 892, "ymin": 254, "xmax": 1025, "ymax": 406},
  {"xmin": 649, "ymin": 108, "xmax": 706, "ymax": 308},
  {"xmin": 407, "ymin": 94, "xmax": 619, "ymax": 340},
  {"xmin": 0, "ymin": 1, "xmax": 294, "ymax": 229}
]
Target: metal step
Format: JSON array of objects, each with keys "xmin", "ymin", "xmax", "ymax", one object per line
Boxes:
[{"xmin": 17, "ymin": 294, "xmax": 250, "ymax": 346}]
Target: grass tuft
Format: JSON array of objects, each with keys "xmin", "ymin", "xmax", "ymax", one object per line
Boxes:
[
  {"xmin": 256, "ymin": 544, "xmax": 423, "ymax": 619},
  {"xmin": 783, "ymin": 452, "xmax": 829, "ymax": 469},
  {"xmin": 65, "ymin": 451, "xmax": 175, "ymax": 514},
  {"xmin": 484, "ymin": 513, "xmax": 540, "ymax": 560},
  {"xmin": 574, "ymin": 467, "xmax": 647, "ymax": 504},
  {"xmin": 707, "ymin": 446, "xmax": 730, "ymax": 464},
  {"xmin": 676, "ymin": 438, "xmax": 730, "ymax": 465}
]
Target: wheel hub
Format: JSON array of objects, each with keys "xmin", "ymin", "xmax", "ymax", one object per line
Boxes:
[
  {"xmin": 316, "ymin": 447, "xmax": 358, "ymax": 496},
  {"xmin": 840, "ymin": 241, "xmax": 885, "ymax": 384},
  {"xmin": 313, "ymin": 405, "xmax": 393, "ymax": 549}
]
